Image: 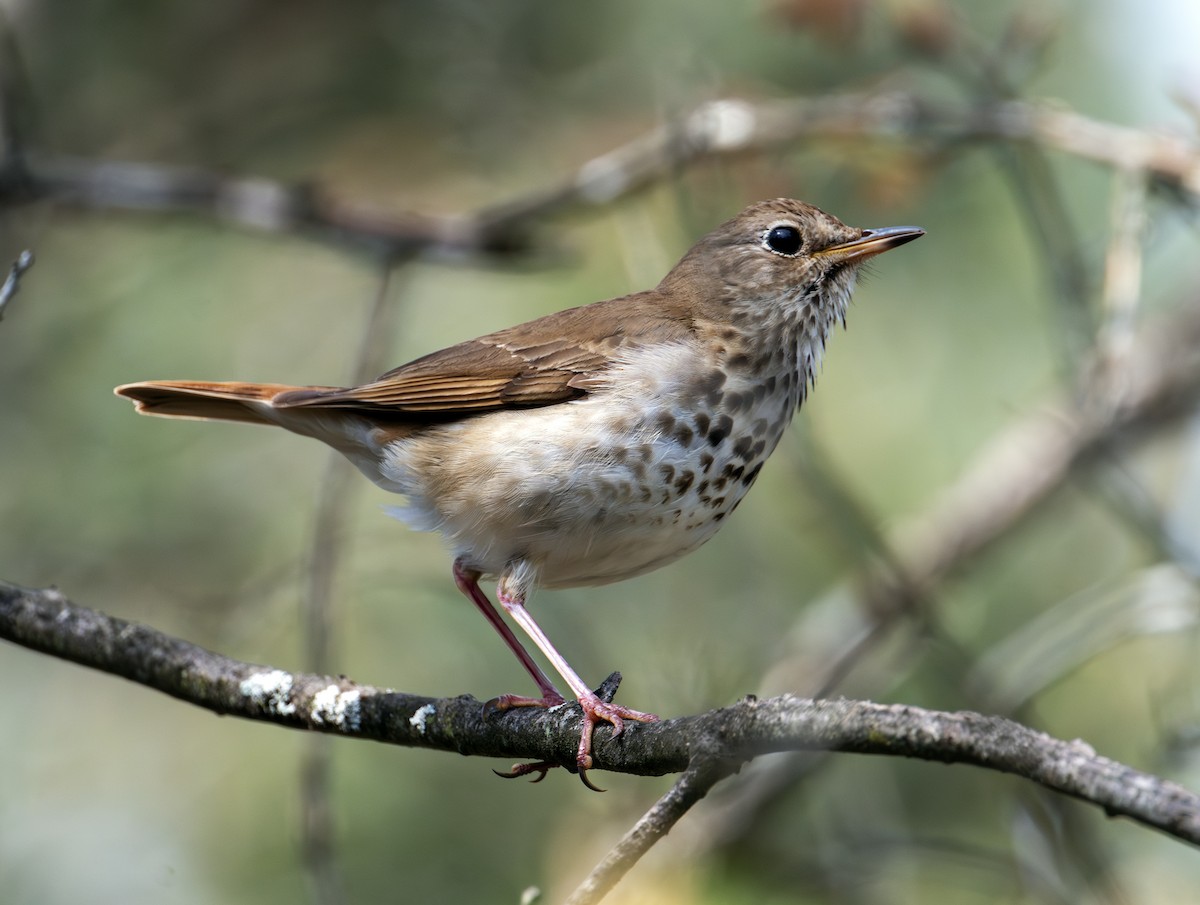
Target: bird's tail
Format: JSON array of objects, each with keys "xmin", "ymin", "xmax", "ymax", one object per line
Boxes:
[{"xmin": 114, "ymin": 380, "xmax": 329, "ymax": 426}]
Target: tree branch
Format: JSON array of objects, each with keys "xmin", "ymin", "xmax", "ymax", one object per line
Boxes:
[
  {"xmin": 3, "ymin": 579, "xmax": 1197, "ymax": 851},
  {"xmin": 298, "ymin": 264, "xmax": 399, "ymax": 905},
  {"xmin": 0, "ymin": 247, "xmax": 33, "ymax": 320},
  {"xmin": 5, "ymin": 92, "xmax": 1197, "ymax": 265}
]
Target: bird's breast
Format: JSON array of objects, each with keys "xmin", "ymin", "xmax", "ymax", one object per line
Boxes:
[{"xmin": 377, "ymin": 340, "xmax": 803, "ymax": 588}]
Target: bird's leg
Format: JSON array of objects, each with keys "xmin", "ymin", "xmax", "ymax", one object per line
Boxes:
[
  {"xmin": 452, "ymin": 558, "xmax": 565, "ymax": 706},
  {"xmin": 454, "ymin": 559, "xmax": 573, "ymax": 785},
  {"xmin": 455, "ymin": 557, "xmax": 657, "ymax": 785},
  {"xmin": 496, "ymin": 585, "xmax": 659, "ymax": 774}
]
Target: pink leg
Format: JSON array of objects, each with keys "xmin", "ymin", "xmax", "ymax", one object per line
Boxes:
[
  {"xmin": 496, "ymin": 587, "xmax": 659, "ymax": 772},
  {"xmin": 452, "ymin": 558, "xmax": 564, "ymax": 705}
]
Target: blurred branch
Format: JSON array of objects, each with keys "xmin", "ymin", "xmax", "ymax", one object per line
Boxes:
[
  {"xmin": 564, "ymin": 757, "xmax": 741, "ymax": 905},
  {"xmin": 762, "ymin": 291, "xmax": 1200, "ymax": 704},
  {"xmin": 934, "ymin": 7, "xmax": 1098, "ymax": 370},
  {"xmin": 994, "ymin": 139, "xmax": 1096, "ymax": 369},
  {"xmin": 1094, "ymin": 167, "xmax": 1149, "ymax": 390},
  {"xmin": 5, "ymin": 92, "xmax": 1198, "ymax": 265},
  {"xmin": 2, "ymin": 579, "xmax": 1198, "ymax": 855},
  {"xmin": 691, "ymin": 274, "xmax": 1200, "ymax": 866},
  {"xmin": 299, "ymin": 267, "xmax": 400, "ymax": 905},
  {"xmin": 12, "ymin": 156, "xmax": 505, "ymax": 261},
  {"xmin": 872, "ymin": 291, "xmax": 1200, "ymax": 607},
  {"xmin": 0, "ymin": 247, "xmax": 32, "ymax": 320},
  {"xmin": 484, "ymin": 92, "xmax": 1200, "ymax": 223}
]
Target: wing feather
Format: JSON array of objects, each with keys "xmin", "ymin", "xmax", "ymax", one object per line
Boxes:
[{"xmin": 272, "ymin": 292, "xmax": 692, "ymax": 417}]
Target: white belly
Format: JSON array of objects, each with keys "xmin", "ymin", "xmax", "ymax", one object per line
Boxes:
[{"xmin": 375, "ymin": 349, "xmax": 796, "ymax": 589}]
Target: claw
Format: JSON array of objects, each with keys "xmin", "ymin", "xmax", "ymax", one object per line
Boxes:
[
  {"xmin": 494, "ymin": 760, "xmax": 607, "ymax": 792},
  {"xmin": 577, "ymin": 770, "xmax": 606, "ymax": 793},
  {"xmin": 494, "ymin": 761, "xmax": 553, "ymax": 783}
]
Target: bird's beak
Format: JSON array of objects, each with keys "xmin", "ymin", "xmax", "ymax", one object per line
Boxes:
[{"xmin": 815, "ymin": 225, "xmax": 925, "ymax": 263}]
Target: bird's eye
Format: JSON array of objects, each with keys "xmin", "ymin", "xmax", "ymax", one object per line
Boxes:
[{"xmin": 763, "ymin": 225, "xmax": 802, "ymax": 256}]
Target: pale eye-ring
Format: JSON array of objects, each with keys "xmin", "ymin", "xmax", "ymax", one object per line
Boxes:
[{"xmin": 763, "ymin": 225, "xmax": 802, "ymax": 256}]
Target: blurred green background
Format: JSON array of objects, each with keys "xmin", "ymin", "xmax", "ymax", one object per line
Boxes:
[{"xmin": 2, "ymin": 1, "xmax": 1199, "ymax": 903}]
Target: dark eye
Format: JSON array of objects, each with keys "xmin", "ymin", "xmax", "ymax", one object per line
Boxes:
[{"xmin": 764, "ymin": 225, "xmax": 802, "ymax": 256}]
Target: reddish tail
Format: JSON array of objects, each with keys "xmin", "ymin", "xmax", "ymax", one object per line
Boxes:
[{"xmin": 114, "ymin": 380, "xmax": 309, "ymax": 426}]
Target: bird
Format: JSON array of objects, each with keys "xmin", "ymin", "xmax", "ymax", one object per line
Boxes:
[{"xmin": 116, "ymin": 199, "xmax": 923, "ymax": 787}]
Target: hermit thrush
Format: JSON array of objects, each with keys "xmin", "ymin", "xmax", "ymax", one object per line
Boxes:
[{"xmin": 116, "ymin": 199, "xmax": 922, "ymax": 785}]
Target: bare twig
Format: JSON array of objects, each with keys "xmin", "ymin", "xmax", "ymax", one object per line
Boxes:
[
  {"xmin": 878, "ymin": 295, "xmax": 1200, "ymax": 603},
  {"xmin": 0, "ymin": 248, "xmax": 33, "ymax": 320},
  {"xmin": 696, "ymin": 286, "xmax": 1200, "ymax": 861},
  {"xmin": 997, "ymin": 139, "xmax": 1097, "ymax": 368},
  {"xmin": 299, "ymin": 265, "xmax": 402, "ymax": 905},
  {"xmin": 17, "ymin": 156, "xmax": 495, "ymax": 261},
  {"xmin": 764, "ymin": 293, "xmax": 1200, "ymax": 703},
  {"xmin": 564, "ymin": 757, "xmax": 742, "ymax": 905},
  {"xmin": 1091, "ymin": 167, "xmax": 1149, "ymax": 411},
  {"xmin": 4, "ymin": 92, "xmax": 1196, "ymax": 267},
  {"xmin": 2, "ymin": 580, "xmax": 1198, "ymax": 851},
  {"xmin": 479, "ymin": 92, "xmax": 1200, "ymax": 228},
  {"xmin": 938, "ymin": 10, "xmax": 1099, "ymax": 369}
]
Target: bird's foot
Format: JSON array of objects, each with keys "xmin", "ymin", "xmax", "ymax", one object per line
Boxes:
[
  {"xmin": 483, "ymin": 691, "xmax": 566, "ymax": 783},
  {"xmin": 485, "ymin": 672, "xmax": 658, "ymax": 791},
  {"xmin": 574, "ymin": 692, "xmax": 659, "ymax": 782},
  {"xmin": 491, "ymin": 757, "xmax": 609, "ymax": 792}
]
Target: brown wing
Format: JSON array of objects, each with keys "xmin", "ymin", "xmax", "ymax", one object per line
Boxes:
[{"xmin": 273, "ymin": 291, "xmax": 692, "ymax": 417}]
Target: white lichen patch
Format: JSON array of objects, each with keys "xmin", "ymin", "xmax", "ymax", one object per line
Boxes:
[
  {"xmin": 409, "ymin": 703, "xmax": 436, "ymax": 735},
  {"xmin": 310, "ymin": 684, "xmax": 362, "ymax": 731},
  {"xmin": 239, "ymin": 669, "xmax": 296, "ymax": 716}
]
